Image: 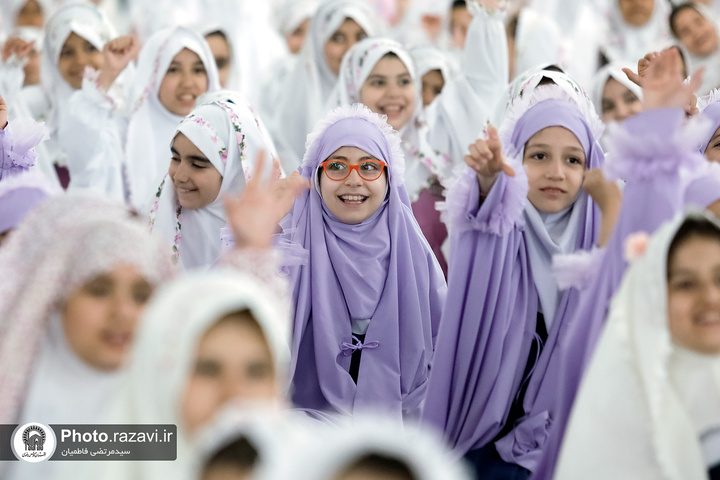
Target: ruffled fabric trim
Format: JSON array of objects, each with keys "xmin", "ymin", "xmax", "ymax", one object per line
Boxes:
[
  {"xmin": 0, "ymin": 169, "xmax": 60, "ymax": 197},
  {"xmin": 697, "ymin": 88, "xmax": 720, "ymax": 113},
  {"xmin": 441, "ymin": 157, "xmax": 528, "ymax": 236},
  {"xmin": 498, "ymin": 83, "xmax": 604, "ymax": 158},
  {"xmin": 603, "ymin": 112, "xmax": 709, "ymax": 182},
  {"xmin": 0, "ymin": 118, "xmax": 47, "ymax": 172},
  {"xmin": 299, "ymin": 103, "xmax": 406, "ymax": 185},
  {"xmin": 552, "ymin": 245, "xmax": 607, "ymax": 291}
]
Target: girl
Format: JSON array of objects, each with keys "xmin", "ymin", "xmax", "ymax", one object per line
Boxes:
[
  {"xmin": 422, "ymin": 79, "xmax": 610, "ymax": 478},
  {"xmin": 267, "ymin": 0, "xmax": 377, "ymax": 172},
  {"xmin": 409, "ymin": 44, "xmax": 458, "ymax": 108},
  {"xmin": 600, "ymin": 0, "xmax": 671, "ymax": 65},
  {"xmin": 280, "ymin": 104, "xmax": 446, "ymax": 420},
  {"xmin": 0, "ymin": 194, "xmax": 172, "ymax": 479},
  {"xmin": 555, "ymin": 213, "xmax": 720, "ymax": 479},
  {"xmin": 670, "ymin": 2, "xmax": 720, "ymax": 95},
  {"xmin": 59, "ymin": 26, "xmax": 220, "ymax": 208},
  {"xmin": 95, "ymin": 270, "xmax": 290, "ymax": 480},
  {"xmin": 149, "ymin": 97, "xmax": 278, "ymax": 270},
  {"xmin": 592, "ymin": 62, "xmax": 643, "ymax": 125}
]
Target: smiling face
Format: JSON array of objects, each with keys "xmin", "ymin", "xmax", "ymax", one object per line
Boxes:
[
  {"xmin": 668, "ymin": 233, "xmax": 720, "ymax": 355},
  {"xmin": 57, "ymin": 32, "xmax": 104, "ymax": 89},
  {"xmin": 319, "ymin": 146, "xmax": 388, "ymax": 225},
  {"xmin": 601, "ymin": 77, "xmax": 643, "ymax": 123},
  {"xmin": 673, "ymin": 7, "xmax": 719, "ymax": 58},
  {"xmin": 62, "ymin": 265, "xmax": 153, "ymax": 371},
  {"xmin": 158, "ymin": 48, "xmax": 209, "ymax": 116},
  {"xmin": 360, "ymin": 55, "xmax": 415, "ymax": 131},
  {"xmin": 169, "ymin": 132, "xmax": 223, "ymax": 210},
  {"xmin": 523, "ymin": 126, "xmax": 586, "ymax": 214},
  {"xmin": 324, "ymin": 18, "xmax": 367, "ymax": 76},
  {"xmin": 181, "ymin": 311, "xmax": 277, "ymax": 435}
]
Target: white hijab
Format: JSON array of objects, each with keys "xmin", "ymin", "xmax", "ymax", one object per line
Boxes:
[
  {"xmin": 556, "ymin": 211, "xmax": 720, "ymax": 480},
  {"xmin": 269, "ymin": 0, "xmax": 379, "ymax": 172},
  {"xmin": 96, "ymin": 270, "xmax": 291, "ymax": 480},
  {"xmin": 601, "ymin": 0, "xmax": 672, "ymax": 64},
  {"xmin": 255, "ymin": 415, "xmax": 473, "ymax": 480},
  {"xmin": 149, "ymin": 98, "xmax": 276, "ymax": 271},
  {"xmin": 330, "ymin": 38, "xmax": 448, "ymax": 201},
  {"xmin": 41, "ymin": 2, "xmax": 115, "ymax": 136},
  {"xmin": 125, "ymin": 26, "xmax": 220, "ymax": 211}
]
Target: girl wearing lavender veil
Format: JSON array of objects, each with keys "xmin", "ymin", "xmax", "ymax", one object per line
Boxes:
[
  {"xmin": 421, "ymin": 76, "xmax": 617, "ymax": 478},
  {"xmin": 281, "ymin": 103, "xmax": 446, "ymax": 420}
]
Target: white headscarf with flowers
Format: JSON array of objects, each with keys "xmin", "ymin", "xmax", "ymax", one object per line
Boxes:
[
  {"xmin": 149, "ymin": 99, "xmax": 277, "ymax": 270},
  {"xmin": 330, "ymin": 38, "xmax": 449, "ymax": 202}
]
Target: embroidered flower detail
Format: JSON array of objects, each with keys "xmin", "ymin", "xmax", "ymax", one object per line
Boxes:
[{"xmin": 624, "ymin": 232, "xmax": 650, "ymax": 263}]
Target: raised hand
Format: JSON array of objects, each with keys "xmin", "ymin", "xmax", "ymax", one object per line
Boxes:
[
  {"xmin": 465, "ymin": 125, "xmax": 515, "ymax": 194},
  {"xmin": 1, "ymin": 37, "xmax": 34, "ymax": 63},
  {"xmin": 223, "ymin": 151, "xmax": 309, "ymax": 250},
  {"xmin": 641, "ymin": 47, "xmax": 703, "ymax": 111},
  {"xmin": 96, "ymin": 36, "xmax": 140, "ymax": 91},
  {"xmin": 622, "ymin": 51, "xmax": 660, "ymax": 88},
  {"xmin": 0, "ymin": 95, "xmax": 7, "ymax": 129}
]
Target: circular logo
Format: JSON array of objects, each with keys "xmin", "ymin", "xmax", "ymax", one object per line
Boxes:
[{"xmin": 11, "ymin": 423, "xmax": 56, "ymax": 462}]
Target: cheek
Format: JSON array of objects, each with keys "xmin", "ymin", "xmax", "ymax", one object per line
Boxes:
[
  {"xmin": 158, "ymin": 76, "xmax": 178, "ymax": 102},
  {"xmin": 180, "ymin": 377, "xmax": 220, "ymax": 433}
]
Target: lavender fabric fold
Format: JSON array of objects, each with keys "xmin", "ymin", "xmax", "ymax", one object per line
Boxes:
[
  {"xmin": 281, "ymin": 108, "xmax": 447, "ymax": 420},
  {"xmin": 422, "ymin": 98, "xmax": 602, "ymax": 470},
  {"xmin": 531, "ymin": 108, "xmax": 705, "ymax": 479}
]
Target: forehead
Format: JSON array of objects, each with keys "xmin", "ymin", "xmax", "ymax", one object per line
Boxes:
[
  {"xmin": 602, "ymin": 77, "xmax": 632, "ymax": 98},
  {"xmin": 327, "ymin": 146, "xmax": 375, "ymax": 160},
  {"xmin": 171, "ymin": 47, "xmax": 202, "ymax": 63},
  {"xmin": 172, "ymin": 132, "xmax": 204, "ymax": 155},
  {"xmin": 368, "ymin": 55, "xmax": 410, "ymax": 76},
  {"xmin": 675, "ymin": 7, "xmax": 704, "ymax": 25},
  {"xmin": 335, "ymin": 18, "xmax": 364, "ymax": 34},
  {"xmin": 526, "ymin": 126, "xmax": 583, "ymax": 149},
  {"xmin": 669, "ymin": 235, "xmax": 720, "ymax": 270}
]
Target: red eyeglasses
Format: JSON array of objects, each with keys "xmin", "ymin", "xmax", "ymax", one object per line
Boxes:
[{"xmin": 321, "ymin": 159, "xmax": 387, "ymax": 181}]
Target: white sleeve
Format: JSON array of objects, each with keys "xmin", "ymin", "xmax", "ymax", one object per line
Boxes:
[
  {"xmin": 58, "ymin": 74, "xmax": 129, "ymax": 203},
  {"xmin": 426, "ymin": 3, "xmax": 509, "ymax": 164}
]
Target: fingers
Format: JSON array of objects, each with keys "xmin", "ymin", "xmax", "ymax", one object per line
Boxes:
[
  {"xmin": 487, "ymin": 125, "xmax": 503, "ymax": 161},
  {"xmin": 622, "ymin": 68, "xmax": 642, "ymax": 87}
]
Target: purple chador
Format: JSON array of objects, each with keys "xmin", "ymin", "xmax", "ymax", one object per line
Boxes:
[
  {"xmin": 533, "ymin": 108, "xmax": 720, "ymax": 478},
  {"xmin": 422, "ymin": 88, "xmax": 604, "ymax": 473},
  {"xmin": 280, "ymin": 104, "xmax": 447, "ymax": 420}
]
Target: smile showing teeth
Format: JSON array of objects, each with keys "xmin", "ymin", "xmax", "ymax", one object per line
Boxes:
[
  {"xmin": 177, "ymin": 187, "xmax": 196, "ymax": 194},
  {"xmin": 339, "ymin": 195, "xmax": 367, "ymax": 203},
  {"xmin": 179, "ymin": 94, "xmax": 194, "ymax": 101}
]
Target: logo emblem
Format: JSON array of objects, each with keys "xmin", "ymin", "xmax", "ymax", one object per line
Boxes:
[{"xmin": 11, "ymin": 423, "xmax": 56, "ymax": 462}]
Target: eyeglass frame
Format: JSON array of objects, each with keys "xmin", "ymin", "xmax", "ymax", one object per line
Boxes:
[{"xmin": 320, "ymin": 158, "xmax": 388, "ymax": 182}]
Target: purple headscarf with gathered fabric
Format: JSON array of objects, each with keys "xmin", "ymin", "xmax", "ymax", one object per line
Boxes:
[
  {"xmin": 422, "ymin": 95, "xmax": 603, "ymax": 471},
  {"xmin": 281, "ymin": 104, "xmax": 446, "ymax": 420}
]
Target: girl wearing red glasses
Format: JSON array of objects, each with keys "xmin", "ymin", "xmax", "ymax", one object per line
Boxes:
[{"xmin": 279, "ymin": 103, "xmax": 446, "ymax": 421}]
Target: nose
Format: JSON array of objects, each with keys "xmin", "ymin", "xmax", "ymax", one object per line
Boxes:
[
  {"xmin": 111, "ymin": 289, "xmax": 142, "ymax": 324},
  {"xmin": 172, "ymin": 161, "xmax": 190, "ymax": 182},
  {"xmin": 344, "ymin": 167, "xmax": 363, "ymax": 185},
  {"xmin": 545, "ymin": 158, "xmax": 565, "ymax": 180},
  {"xmin": 223, "ymin": 376, "xmax": 249, "ymax": 402},
  {"xmin": 702, "ymin": 283, "xmax": 720, "ymax": 306}
]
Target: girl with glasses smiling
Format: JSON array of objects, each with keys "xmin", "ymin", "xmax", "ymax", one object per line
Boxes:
[{"xmin": 278, "ymin": 103, "xmax": 446, "ymax": 421}]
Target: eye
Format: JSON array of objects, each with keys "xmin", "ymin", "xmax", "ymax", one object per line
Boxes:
[
  {"xmin": 327, "ymin": 161, "xmax": 347, "ymax": 171},
  {"xmin": 601, "ymin": 101, "xmax": 614, "ymax": 114},
  {"xmin": 191, "ymin": 162, "xmax": 207, "ymax": 169},
  {"xmin": 132, "ymin": 281, "xmax": 153, "ymax": 305},
  {"xmin": 622, "ymin": 91, "xmax": 639, "ymax": 104},
  {"xmin": 84, "ymin": 42, "xmax": 98, "ymax": 53},
  {"xmin": 567, "ymin": 156, "xmax": 584, "ymax": 166},
  {"xmin": 166, "ymin": 64, "xmax": 179, "ymax": 74},
  {"xmin": 360, "ymin": 161, "xmax": 380, "ymax": 171},
  {"xmin": 369, "ymin": 78, "xmax": 384, "ymax": 87},
  {"xmin": 193, "ymin": 65, "xmax": 207, "ymax": 75},
  {"xmin": 356, "ymin": 32, "xmax": 368, "ymax": 42},
  {"xmin": 330, "ymin": 33, "xmax": 345, "ymax": 43},
  {"xmin": 399, "ymin": 77, "xmax": 412, "ymax": 86},
  {"xmin": 246, "ymin": 361, "xmax": 273, "ymax": 380},
  {"xmin": 670, "ymin": 277, "xmax": 697, "ymax": 291},
  {"xmin": 194, "ymin": 359, "xmax": 221, "ymax": 378},
  {"xmin": 530, "ymin": 152, "xmax": 546, "ymax": 161},
  {"xmin": 83, "ymin": 278, "xmax": 112, "ymax": 297},
  {"xmin": 60, "ymin": 48, "xmax": 73, "ymax": 58}
]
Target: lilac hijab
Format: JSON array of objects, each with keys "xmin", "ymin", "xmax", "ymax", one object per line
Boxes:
[
  {"xmin": 281, "ymin": 103, "xmax": 446, "ymax": 420},
  {"xmin": 422, "ymin": 88, "xmax": 603, "ymax": 470}
]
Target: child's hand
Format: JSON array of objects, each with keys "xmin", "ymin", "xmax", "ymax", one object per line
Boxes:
[
  {"xmin": 223, "ymin": 151, "xmax": 309, "ymax": 250},
  {"xmin": 641, "ymin": 47, "xmax": 703, "ymax": 111},
  {"xmin": 1, "ymin": 37, "xmax": 34, "ymax": 62},
  {"xmin": 583, "ymin": 169, "xmax": 621, "ymax": 212},
  {"xmin": 465, "ymin": 125, "xmax": 515, "ymax": 194},
  {"xmin": 96, "ymin": 36, "xmax": 140, "ymax": 91},
  {"xmin": 623, "ymin": 51, "xmax": 660, "ymax": 88},
  {"xmin": 0, "ymin": 95, "xmax": 7, "ymax": 129}
]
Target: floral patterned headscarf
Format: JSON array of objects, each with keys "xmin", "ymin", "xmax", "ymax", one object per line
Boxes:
[{"xmin": 149, "ymin": 99, "xmax": 278, "ymax": 270}]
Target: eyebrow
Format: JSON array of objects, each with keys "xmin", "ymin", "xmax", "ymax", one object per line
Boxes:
[
  {"xmin": 171, "ymin": 146, "xmax": 210, "ymax": 162},
  {"xmin": 328, "ymin": 155, "xmax": 377, "ymax": 161}
]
